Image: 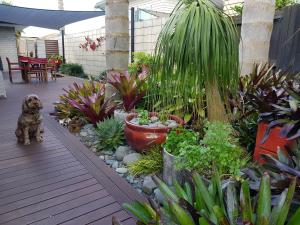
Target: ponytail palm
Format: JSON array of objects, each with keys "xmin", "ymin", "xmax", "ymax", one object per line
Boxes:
[{"xmin": 150, "ymin": 0, "xmax": 239, "ymax": 122}]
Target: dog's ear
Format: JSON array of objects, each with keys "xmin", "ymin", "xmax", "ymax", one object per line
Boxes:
[{"xmin": 22, "ymin": 98, "xmax": 30, "ymax": 113}]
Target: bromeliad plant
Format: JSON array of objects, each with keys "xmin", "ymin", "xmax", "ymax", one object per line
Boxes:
[
  {"xmin": 107, "ymin": 70, "xmax": 147, "ymax": 112},
  {"xmin": 58, "ymin": 81, "xmax": 116, "ymax": 125},
  {"xmin": 229, "ymin": 64, "xmax": 290, "ymax": 152},
  {"xmin": 243, "ymin": 139, "xmax": 300, "ymax": 192},
  {"xmin": 117, "ymin": 172, "xmax": 300, "ymax": 225},
  {"xmin": 263, "ymin": 86, "xmax": 300, "ymax": 141}
]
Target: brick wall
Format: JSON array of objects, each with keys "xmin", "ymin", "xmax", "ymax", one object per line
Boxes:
[{"xmin": 0, "ymin": 27, "xmax": 18, "ymax": 72}]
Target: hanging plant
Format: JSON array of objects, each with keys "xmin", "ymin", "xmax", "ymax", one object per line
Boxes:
[{"xmin": 79, "ymin": 36, "xmax": 105, "ymax": 51}]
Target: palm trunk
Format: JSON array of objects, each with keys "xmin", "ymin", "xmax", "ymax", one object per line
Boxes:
[
  {"xmin": 239, "ymin": 0, "xmax": 275, "ymax": 76},
  {"xmin": 105, "ymin": 0, "xmax": 129, "ymax": 72},
  {"xmin": 205, "ymin": 79, "xmax": 227, "ymax": 122}
]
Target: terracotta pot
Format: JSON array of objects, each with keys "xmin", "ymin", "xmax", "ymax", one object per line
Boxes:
[
  {"xmin": 125, "ymin": 112, "xmax": 184, "ymax": 153},
  {"xmin": 254, "ymin": 122, "xmax": 294, "ymax": 164}
]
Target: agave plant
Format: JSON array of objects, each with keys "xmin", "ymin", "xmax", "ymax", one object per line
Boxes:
[
  {"xmin": 59, "ymin": 81, "xmax": 116, "ymax": 125},
  {"xmin": 95, "ymin": 118, "xmax": 124, "ymax": 151},
  {"xmin": 116, "ymin": 172, "xmax": 299, "ymax": 225},
  {"xmin": 107, "ymin": 70, "xmax": 147, "ymax": 112}
]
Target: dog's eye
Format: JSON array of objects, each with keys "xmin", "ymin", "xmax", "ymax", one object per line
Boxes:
[{"xmin": 33, "ymin": 97, "xmax": 38, "ymax": 100}]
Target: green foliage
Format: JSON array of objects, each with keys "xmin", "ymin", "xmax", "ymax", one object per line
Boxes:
[
  {"xmin": 128, "ymin": 52, "xmax": 153, "ymax": 75},
  {"xmin": 0, "ymin": 0, "xmax": 12, "ymax": 5},
  {"xmin": 148, "ymin": 0, "xmax": 239, "ymax": 123},
  {"xmin": 231, "ymin": 5, "xmax": 243, "ymax": 14},
  {"xmin": 122, "ymin": 173, "xmax": 299, "ymax": 225},
  {"xmin": 48, "ymin": 54, "xmax": 63, "ymax": 62},
  {"xmin": 60, "ymin": 63, "xmax": 86, "ymax": 78},
  {"xmin": 232, "ymin": 0, "xmax": 295, "ymax": 15},
  {"xmin": 96, "ymin": 118, "xmax": 124, "ymax": 151},
  {"xmin": 232, "ymin": 113, "xmax": 258, "ymax": 153},
  {"xmin": 174, "ymin": 122, "xmax": 248, "ymax": 176},
  {"xmin": 128, "ymin": 145, "xmax": 163, "ymax": 176},
  {"xmin": 137, "ymin": 110, "xmax": 151, "ymax": 125},
  {"xmin": 164, "ymin": 128, "xmax": 199, "ymax": 156}
]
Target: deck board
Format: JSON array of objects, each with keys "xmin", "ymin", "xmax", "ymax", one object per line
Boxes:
[{"xmin": 0, "ymin": 73, "xmax": 143, "ymax": 224}]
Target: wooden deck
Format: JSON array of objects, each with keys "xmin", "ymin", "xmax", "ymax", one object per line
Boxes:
[{"xmin": 0, "ymin": 73, "xmax": 143, "ymax": 225}]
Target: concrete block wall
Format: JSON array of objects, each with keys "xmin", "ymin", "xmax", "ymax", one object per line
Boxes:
[
  {"xmin": 130, "ymin": 17, "xmax": 167, "ymax": 54},
  {"xmin": 64, "ymin": 28, "xmax": 106, "ymax": 77},
  {"xmin": 0, "ymin": 27, "xmax": 18, "ymax": 72}
]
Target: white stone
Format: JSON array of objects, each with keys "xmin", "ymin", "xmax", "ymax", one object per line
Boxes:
[{"xmin": 116, "ymin": 167, "xmax": 128, "ymax": 174}]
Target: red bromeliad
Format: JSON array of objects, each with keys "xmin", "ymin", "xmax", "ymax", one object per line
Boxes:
[
  {"xmin": 65, "ymin": 81, "xmax": 116, "ymax": 125},
  {"xmin": 107, "ymin": 70, "xmax": 147, "ymax": 112}
]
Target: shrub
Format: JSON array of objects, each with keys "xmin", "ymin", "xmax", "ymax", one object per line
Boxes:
[
  {"xmin": 164, "ymin": 127, "xmax": 199, "ymax": 156},
  {"xmin": 95, "ymin": 118, "xmax": 124, "ymax": 151},
  {"xmin": 128, "ymin": 145, "xmax": 163, "ymax": 176},
  {"xmin": 60, "ymin": 63, "xmax": 86, "ymax": 78},
  {"xmin": 175, "ymin": 122, "xmax": 248, "ymax": 176}
]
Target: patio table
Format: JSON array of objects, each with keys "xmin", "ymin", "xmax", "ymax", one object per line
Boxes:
[{"xmin": 19, "ymin": 56, "xmax": 49, "ymax": 82}]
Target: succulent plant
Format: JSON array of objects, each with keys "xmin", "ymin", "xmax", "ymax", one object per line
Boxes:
[
  {"xmin": 95, "ymin": 118, "xmax": 124, "ymax": 151},
  {"xmin": 115, "ymin": 172, "xmax": 300, "ymax": 225}
]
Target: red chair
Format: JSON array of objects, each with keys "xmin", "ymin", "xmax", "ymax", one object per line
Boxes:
[
  {"xmin": 27, "ymin": 58, "xmax": 48, "ymax": 82},
  {"xmin": 6, "ymin": 57, "xmax": 25, "ymax": 83}
]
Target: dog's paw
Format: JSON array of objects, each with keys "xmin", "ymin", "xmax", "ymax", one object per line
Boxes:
[
  {"xmin": 36, "ymin": 136, "xmax": 43, "ymax": 143},
  {"xmin": 24, "ymin": 140, "xmax": 30, "ymax": 145}
]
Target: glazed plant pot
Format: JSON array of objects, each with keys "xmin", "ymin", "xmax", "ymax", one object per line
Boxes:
[
  {"xmin": 125, "ymin": 112, "xmax": 184, "ymax": 153},
  {"xmin": 254, "ymin": 122, "xmax": 294, "ymax": 164}
]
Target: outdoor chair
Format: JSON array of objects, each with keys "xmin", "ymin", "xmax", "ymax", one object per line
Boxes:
[
  {"xmin": 6, "ymin": 57, "xmax": 25, "ymax": 83},
  {"xmin": 27, "ymin": 58, "xmax": 48, "ymax": 82},
  {"xmin": 46, "ymin": 63, "xmax": 57, "ymax": 81}
]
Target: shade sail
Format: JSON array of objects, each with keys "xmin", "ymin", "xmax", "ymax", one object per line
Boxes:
[{"xmin": 0, "ymin": 4, "xmax": 105, "ymax": 30}]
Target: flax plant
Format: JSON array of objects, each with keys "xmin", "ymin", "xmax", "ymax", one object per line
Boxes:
[{"xmin": 149, "ymin": 0, "xmax": 239, "ymax": 122}]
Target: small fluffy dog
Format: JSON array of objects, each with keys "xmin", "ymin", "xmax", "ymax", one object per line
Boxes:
[{"xmin": 15, "ymin": 94, "xmax": 43, "ymax": 145}]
